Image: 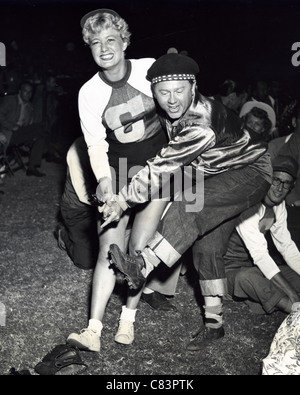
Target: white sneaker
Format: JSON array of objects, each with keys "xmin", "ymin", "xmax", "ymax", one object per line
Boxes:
[
  {"xmin": 114, "ymin": 320, "xmax": 134, "ymax": 345},
  {"xmin": 67, "ymin": 328, "xmax": 101, "ymax": 352}
]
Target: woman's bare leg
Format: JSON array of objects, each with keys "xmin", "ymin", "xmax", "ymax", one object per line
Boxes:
[
  {"xmin": 90, "ymin": 212, "xmax": 131, "ymax": 321},
  {"xmin": 125, "ymin": 201, "xmax": 169, "ymax": 310}
]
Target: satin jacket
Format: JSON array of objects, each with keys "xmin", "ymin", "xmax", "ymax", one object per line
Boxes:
[{"xmin": 117, "ymin": 91, "xmax": 268, "ymax": 209}]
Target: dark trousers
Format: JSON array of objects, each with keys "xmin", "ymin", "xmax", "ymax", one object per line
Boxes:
[
  {"xmin": 148, "ymin": 163, "xmax": 271, "ymax": 295},
  {"xmin": 10, "ymin": 124, "xmax": 47, "ymax": 168},
  {"xmin": 286, "ymin": 206, "xmax": 300, "ymax": 250},
  {"xmin": 60, "ymin": 201, "xmax": 99, "ymax": 270},
  {"xmin": 226, "ymin": 265, "xmax": 300, "ymax": 314}
]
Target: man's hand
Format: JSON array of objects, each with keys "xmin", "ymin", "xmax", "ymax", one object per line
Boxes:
[
  {"xmin": 99, "ymin": 200, "xmax": 124, "ymax": 228},
  {"xmin": 289, "ymin": 200, "xmax": 300, "ymax": 207}
]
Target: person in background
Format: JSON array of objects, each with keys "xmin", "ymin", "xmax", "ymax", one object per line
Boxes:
[
  {"xmin": 213, "ymin": 78, "xmax": 248, "ymax": 114},
  {"xmin": 239, "ymin": 100, "xmax": 276, "ymax": 142},
  {"xmin": 224, "ymin": 155, "xmax": 300, "ymax": 315},
  {"xmin": 251, "ymin": 79, "xmax": 275, "ymax": 109},
  {"xmin": 0, "ymin": 81, "xmax": 47, "ymax": 176},
  {"xmin": 32, "ymin": 74, "xmax": 63, "ymax": 163}
]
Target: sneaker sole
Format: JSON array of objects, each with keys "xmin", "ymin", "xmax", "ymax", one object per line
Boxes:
[
  {"xmin": 114, "ymin": 337, "xmax": 133, "ymax": 345},
  {"xmin": 67, "ymin": 338, "xmax": 100, "ymax": 353}
]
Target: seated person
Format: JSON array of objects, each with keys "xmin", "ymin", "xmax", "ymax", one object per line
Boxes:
[
  {"xmin": 213, "ymin": 78, "xmax": 248, "ymax": 114},
  {"xmin": 56, "ymin": 136, "xmax": 99, "ymax": 270},
  {"xmin": 0, "ymin": 81, "xmax": 47, "ymax": 176},
  {"xmin": 240, "ymin": 101, "xmax": 276, "ymax": 142},
  {"xmin": 269, "ymin": 109, "xmax": 300, "ymax": 249},
  {"xmin": 224, "ymin": 155, "xmax": 300, "ymax": 315}
]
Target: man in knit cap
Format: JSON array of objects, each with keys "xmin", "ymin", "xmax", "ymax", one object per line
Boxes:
[{"xmin": 101, "ymin": 51, "xmax": 274, "ymax": 349}]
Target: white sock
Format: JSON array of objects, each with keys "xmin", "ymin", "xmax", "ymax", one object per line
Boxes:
[
  {"xmin": 140, "ymin": 248, "xmax": 160, "ymax": 277},
  {"xmin": 88, "ymin": 318, "xmax": 103, "ymax": 335},
  {"xmin": 120, "ymin": 305, "xmax": 137, "ymax": 323}
]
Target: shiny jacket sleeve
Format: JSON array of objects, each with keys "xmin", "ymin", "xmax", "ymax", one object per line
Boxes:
[{"xmin": 117, "ymin": 120, "xmax": 216, "ymax": 208}]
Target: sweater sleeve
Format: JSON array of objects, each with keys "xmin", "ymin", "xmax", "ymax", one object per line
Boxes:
[{"xmin": 78, "ymin": 77, "xmax": 112, "ymax": 183}]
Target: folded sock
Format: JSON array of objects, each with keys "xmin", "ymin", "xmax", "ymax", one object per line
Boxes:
[
  {"xmin": 141, "ymin": 247, "xmax": 160, "ymax": 277},
  {"xmin": 120, "ymin": 305, "xmax": 137, "ymax": 323},
  {"xmin": 204, "ymin": 304, "xmax": 223, "ymax": 329}
]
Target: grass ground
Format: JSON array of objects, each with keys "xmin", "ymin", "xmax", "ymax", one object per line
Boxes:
[{"xmin": 0, "ymin": 159, "xmax": 286, "ymax": 376}]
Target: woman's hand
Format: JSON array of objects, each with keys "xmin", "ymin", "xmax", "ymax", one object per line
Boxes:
[{"xmin": 96, "ymin": 177, "xmax": 114, "ymax": 204}]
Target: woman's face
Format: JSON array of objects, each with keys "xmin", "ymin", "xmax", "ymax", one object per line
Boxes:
[{"xmin": 89, "ymin": 27, "xmax": 127, "ymax": 71}]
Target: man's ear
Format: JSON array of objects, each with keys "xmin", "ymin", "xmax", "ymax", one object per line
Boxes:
[
  {"xmin": 191, "ymin": 80, "xmax": 197, "ymax": 97},
  {"xmin": 151, "ymin": 85, "xmax": 157, "ymax": 99}
]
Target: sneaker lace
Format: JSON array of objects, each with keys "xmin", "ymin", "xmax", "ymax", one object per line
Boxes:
[
  {"xmin": 80, "ymin": 328, "xmax": 97, "ymax": 336},
  {"xmin": 118, "ymin": 320, "xmax": 133, "ymax": 334}
]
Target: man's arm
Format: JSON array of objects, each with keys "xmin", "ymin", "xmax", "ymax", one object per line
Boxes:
[
  {"xmin": 236, "ymin": 206, "xmax": 281, "ymax": 280},
  {"xmin": 270, "ymin": 272, "xmax": 300, "ymax": 305},
  {"xmin": 271, "ymin": 203, "xmax": 300, "ymax": 275}
]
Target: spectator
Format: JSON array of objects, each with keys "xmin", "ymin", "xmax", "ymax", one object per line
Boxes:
[
  {"xmin": 213, "ymin": 78, "xmax": 248, "ymax": 114},
  {"xmin": 32, "ymin": 74, "xmax": 63, "ymax": 163},
  {"xmin": 271, "ymin": 115, "xmax": 300, "ymax": 250},
  {"xmin": 240, "ymin": 101, "xmax": 276, "ymax": 142},
  {"xmin": 251, "ymin": 79, "xmax": 275, "ymax": 109},
  {"xmin": 225, "ymin": 155, "xmax": 300, "ymax": 315},
  {"xmin": 0, "ymin": 81, "xmax": 47, "ymax": 176}
]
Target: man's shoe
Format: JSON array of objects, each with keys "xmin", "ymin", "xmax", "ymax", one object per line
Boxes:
[
  {"xmin": 67, "ymin": 328, "xmax": 101, "ymax": 352},
  {"xmin": 141, "ymin": 292, "xmax": 177, "ymax": 312},
  {"xmin": 186, "ymin": 326, "xmax": 225, "ymax": 351},
  {"xmin": 114, "ymin": 320, "xmax": 134, "ymax": 345},
  {"xmin": 26, "ymin": 167, "xmax": 46, "ymax": 177},
  {"xmin": 109, "ymin": 244, "xmax": 146, "ymax": 290}
]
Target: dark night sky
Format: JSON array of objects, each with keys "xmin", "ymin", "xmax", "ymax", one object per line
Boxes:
[{"xmin": 1, "ymin": 0, "xmax": 300, "ymax": 95}]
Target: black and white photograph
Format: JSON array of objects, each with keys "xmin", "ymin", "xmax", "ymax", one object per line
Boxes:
[{"xmin": 1, "ymin": 0, "xmax": 300, "ymax": 377}]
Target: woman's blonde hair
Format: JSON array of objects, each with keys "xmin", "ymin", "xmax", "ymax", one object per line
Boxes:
[{"xmin": 82, "ymin": 12, "xmax": 131, "ymax": 46}]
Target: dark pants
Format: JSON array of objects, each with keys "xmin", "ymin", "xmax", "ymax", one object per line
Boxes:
[
  {"xmin": 10, "ymin": 124, "xmax": 47, "ymax": 168},
  {"xmin": 226, "ymin": 265, "xmax": 300, "ymax": 314},
  {"xmin": 286, "ymin": 206, "xmax": 300, "ymax": 250},
  {"xmin": 60, "ymin": 201, "xmax": 99, "ymax": 270},
  {"xmin": 148, "ymin": 162, "xmax": 271, "ymax": 295}
]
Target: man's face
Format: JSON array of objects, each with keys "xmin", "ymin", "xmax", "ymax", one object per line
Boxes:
[
  {"xmin": 265, "ymin": 171, "xmax": 294, "ymax": 206},
  {"xmin": 245, "ymin": 112, "xmax": 265, "ymax": 134},
  {"xmin": 19, "ymin": 84, "xmax": 32, "ymax": 102},
  {"xmin": 153, "ymin": 80, "xmax": 194, "ymax": 120}
]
